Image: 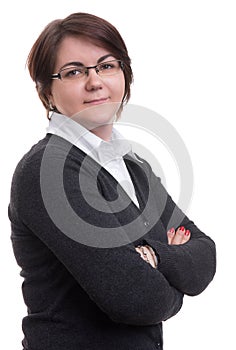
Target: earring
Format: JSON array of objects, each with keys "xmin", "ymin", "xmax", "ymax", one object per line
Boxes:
[{"xmin": 49, "ymin": 101, "xmax": 54, "ymax": 110}]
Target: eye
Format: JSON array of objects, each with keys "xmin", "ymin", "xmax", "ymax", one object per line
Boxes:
[
  {"xmin": 99, "ymin": 62, "xmax": 116, "ymax": 71},
  {"xmin": 61, "ymin": 67, "xmax": 84, "ymax": 79}
]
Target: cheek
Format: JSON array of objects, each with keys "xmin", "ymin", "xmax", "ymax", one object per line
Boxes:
[
  {"xmin": 120, "ymin": 80, "xmax": 126, "ymax": 98},
  {"xmin": 50, "ymin": 85, "xmax": 83, "ymax": 116},
  {"xmin": 117, "ymin": 75, "xmax": 126, "ymax": 98},
  {"xmin": 107, "ymin": 74, "xmax": 125, "ymax": 100}
]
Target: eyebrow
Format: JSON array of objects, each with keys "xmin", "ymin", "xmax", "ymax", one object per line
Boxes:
[{"xmin": 58, "ymin": 54, "xmax": 115, "ymax": 71}]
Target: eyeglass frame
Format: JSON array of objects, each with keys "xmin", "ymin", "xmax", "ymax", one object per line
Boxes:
[{"xmin": 51, "ymin": 59, "xmax": 124, "ymax": 81}]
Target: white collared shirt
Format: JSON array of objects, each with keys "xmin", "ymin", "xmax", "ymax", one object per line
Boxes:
[{"xmin": 46, "ymin": 113, "xmax": 140, "ymax": 208}]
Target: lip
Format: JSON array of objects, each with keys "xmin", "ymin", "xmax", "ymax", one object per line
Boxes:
[{"xmin": 84, "ymin": 97, "xmax": 110, "ymax": 105}]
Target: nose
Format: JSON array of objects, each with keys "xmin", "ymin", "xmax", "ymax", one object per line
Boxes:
[{"xmin": 85, "ymin": 68, "xmax": 103, "ymax": 91}]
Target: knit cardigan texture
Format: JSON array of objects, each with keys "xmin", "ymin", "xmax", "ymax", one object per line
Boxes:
[{"xmin": 9, "ymin": 133, "xmax": 216, "ymax": 350}]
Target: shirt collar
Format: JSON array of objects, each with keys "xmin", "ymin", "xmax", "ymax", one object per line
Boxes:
[{"xmin": 46, "ymin": 112, "xmax": 135, "ymax": 165}]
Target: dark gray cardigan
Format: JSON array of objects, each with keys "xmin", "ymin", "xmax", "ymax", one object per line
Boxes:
[{"xmin": 9, "ymin": 134, "xmax": 216, "ymax": 350}]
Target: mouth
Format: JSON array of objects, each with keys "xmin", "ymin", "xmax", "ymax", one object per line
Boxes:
[{"xmin": 84, "ymin": 97, "xmax": 110, "ymax": 106}]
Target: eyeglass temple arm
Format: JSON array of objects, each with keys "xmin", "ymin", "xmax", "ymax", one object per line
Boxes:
[{"xmin": 51, "ymin": 73, "xmax": 61, "ymax": 80}]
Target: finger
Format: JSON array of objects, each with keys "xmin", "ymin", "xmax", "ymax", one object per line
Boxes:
[
  {"xmin": 171, "ymin": 226, "xmax": 185, "ymax": 245},
  {"xmin": 145, "ymin": 246, "xmax": 158, "ymax": 268},
  {"xmin": 140, "ymin": 246, "xmax": 151, "ymax": 262},
  {"xmin": 181, "ymin": 229, "xmax": 191, "ymax": 244},
  {"xmin": 167, "ymin": 227, "xmax": 175, "ymax": 244},
  {"xmin": 135, "ymin": 247, "xmax": 142, "ymax": 256},
  {"xmin": 135, "ymin": 247, "xmax": 147, "ymax": 262}
]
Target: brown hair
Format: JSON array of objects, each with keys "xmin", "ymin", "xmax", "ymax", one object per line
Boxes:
[{"xmin": 27, "ymin": 12, "xmax": 133, "ymax": 119}]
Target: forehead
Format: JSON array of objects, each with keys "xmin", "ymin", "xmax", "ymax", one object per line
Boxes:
[{"xmin": 54, "ymin": 36, "xmax": 112, "ymax": 70}]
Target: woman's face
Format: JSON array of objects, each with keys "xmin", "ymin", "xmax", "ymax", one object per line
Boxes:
[{"xmin": 50, "ymin": 36, "xmax": 125, "ymax": 127}]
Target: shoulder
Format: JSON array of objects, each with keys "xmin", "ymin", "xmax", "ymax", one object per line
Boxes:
[
  {"xmin": 13, "ymin": 134, "xmax": 51, "ymax": 171},
  {"xmin": 12, "ymin": 134, "xmax": 86, "ymax": 178},
  {"xmin": 10, "ymin": 134, "xmax": 82, "ymax": 200},
  {"xmin": 9, "ymin": 134, "xmax": 86, "ymax": 217}
]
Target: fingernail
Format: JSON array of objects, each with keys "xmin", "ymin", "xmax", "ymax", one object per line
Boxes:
[
  {"xmin": 168, "ymin": 227, "xmax": 175, "ymax": 234},
  {"xmin": 179, "ymin": 226, "xmax": 185, "ymax": 231},
  {"xmin": 185, "ymin": 229, "xmax": 190, "ymax": 236}
]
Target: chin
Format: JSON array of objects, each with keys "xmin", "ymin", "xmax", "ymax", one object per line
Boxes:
[{"xmin": 71, "ymin": 102, "xmax": 121, "ymax": 130}]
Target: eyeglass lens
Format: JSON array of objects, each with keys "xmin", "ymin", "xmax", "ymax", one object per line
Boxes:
[{"xmin": 59, "ymin": 60, "xmax": 122, "ymax": 81}]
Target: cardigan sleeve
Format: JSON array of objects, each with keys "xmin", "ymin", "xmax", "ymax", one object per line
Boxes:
[
  {"xmin": 143, "ymin": 163, "xmax": 216, "ymax": 296},
  {"xmin": 9, "ymin": 142, "xmax": 183, "ymax": 327}
]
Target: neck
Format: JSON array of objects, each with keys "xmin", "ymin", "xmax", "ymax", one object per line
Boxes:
[{"xmin": 90, "ymin": 124, "xmax": 113, "ymax": 141}]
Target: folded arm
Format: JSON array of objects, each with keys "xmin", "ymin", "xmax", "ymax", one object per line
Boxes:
[{"xmin": 141, "ymin": 166, "xmax": 216, "ymax": 296}]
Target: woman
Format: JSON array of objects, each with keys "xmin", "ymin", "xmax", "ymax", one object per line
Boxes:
[{"xmin": 9, "ymin": 12, "xmax": 216, "ymax": 350}]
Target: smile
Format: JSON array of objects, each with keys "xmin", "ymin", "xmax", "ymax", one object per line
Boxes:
[{"xmin": 84, "ymin": 97, "xmax": 110, "ymax": 105}]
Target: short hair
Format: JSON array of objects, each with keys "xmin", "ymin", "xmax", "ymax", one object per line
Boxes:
[{"xmin": 27, "ymin": 12, "xmax": 133, "ymax": 119}]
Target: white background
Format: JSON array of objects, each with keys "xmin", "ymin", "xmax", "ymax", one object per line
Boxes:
[{"xmin": 1, "ymin": 0, "xmax": 235, "ymax": 349}]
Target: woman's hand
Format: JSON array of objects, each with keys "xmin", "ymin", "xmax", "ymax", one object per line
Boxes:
[
  {"xmin": 135, "ymin": 245, "xmax": 158, "ymax": 269},
  {"xmin": 135, "ymin": 226, "xmax": 191, "ymax": 268},
  {"xmin": 167, "ymin": 226, "xmax": 191, "ymax": 245}
]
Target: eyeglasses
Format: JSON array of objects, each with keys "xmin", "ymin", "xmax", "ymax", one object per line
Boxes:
[{"xmin": 51, "ymin": 59, "xmax": 124, "ymax": 82}]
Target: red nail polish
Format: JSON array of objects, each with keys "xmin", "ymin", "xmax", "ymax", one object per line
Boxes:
[
  {"xmin": 185, "ymin": 229, "xmax": 190, "ymax": 236},
  {"xmin": 180, "ymin": 226, "xmax": 185, "ymax": 231},
  {"xmin": 167, "ymin": 228, "xmax": 175, "ymax": 234}
]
